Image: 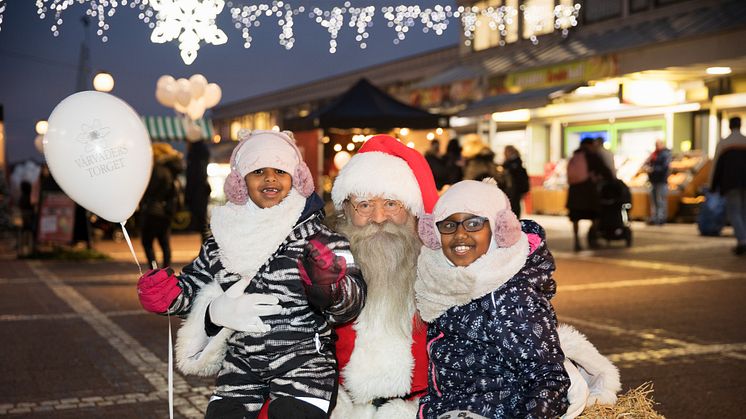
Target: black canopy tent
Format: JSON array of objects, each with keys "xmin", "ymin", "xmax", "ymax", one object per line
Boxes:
[{"xmin": 284, "ymin": 78, "xmax": 448, "ymax": 132}]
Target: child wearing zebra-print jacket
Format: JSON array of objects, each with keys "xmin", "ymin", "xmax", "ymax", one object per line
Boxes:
[{"xmin": 136, "ymin": 130, "xmax": 366, "ymax": 419}]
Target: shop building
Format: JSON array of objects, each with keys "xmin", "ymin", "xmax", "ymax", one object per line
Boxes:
[{"xmin": 212, "ymin": 0, "xmax": 746, "ymax": 219}]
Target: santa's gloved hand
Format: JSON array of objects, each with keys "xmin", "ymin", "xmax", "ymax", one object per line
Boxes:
[
  {"xmin": 208, "ymin": 290, "xmax": 282, "ymax": 333},
  {"xmin": 137, "ymin": 268, "xmax": 181, "ymax": 313},
  {"xmin": 298, "ymin": 239, "xmax": 347, "ymax": 310}
]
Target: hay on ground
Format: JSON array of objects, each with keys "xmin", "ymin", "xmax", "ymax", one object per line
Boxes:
[{"xmin": 578, "ymin": 382, "xmax": 665, "ymax": 419}]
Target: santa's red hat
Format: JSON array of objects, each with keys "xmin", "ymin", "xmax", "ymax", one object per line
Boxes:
[{"xmin": 331, "ymin": 134, "xmax": 438, "ymax": 216}]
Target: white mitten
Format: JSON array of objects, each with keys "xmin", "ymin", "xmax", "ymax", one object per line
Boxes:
[{"xmin": 208, "ymin": 278, "xmax": 282, "ymax": 333}]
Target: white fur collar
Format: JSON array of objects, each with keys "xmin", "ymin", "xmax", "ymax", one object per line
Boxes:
[
  {"xmin": 415, "ymin": 233, "xmax": 529, "ymax": 322},
  {"xmin": 210, "ymin": 189, "xmax": 306, "ymax": 279}
]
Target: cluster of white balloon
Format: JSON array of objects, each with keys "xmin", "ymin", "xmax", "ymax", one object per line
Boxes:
[{"xmin": 155, "ymin": 74, "xmax": 222, "ymax": 141}]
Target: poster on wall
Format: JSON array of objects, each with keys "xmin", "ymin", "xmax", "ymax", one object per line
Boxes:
[{"xmin": 37, "ymin": 192, "xmax": 75, "ymax": 244}]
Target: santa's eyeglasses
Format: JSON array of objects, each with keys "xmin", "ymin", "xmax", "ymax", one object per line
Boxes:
[
  {"xmin": 436, "ymin": 216, "xmax": 489, "ymax": 234},
  {"xmin": 348, "ymin": 198, "xmax": 404, "ymax": 218}
]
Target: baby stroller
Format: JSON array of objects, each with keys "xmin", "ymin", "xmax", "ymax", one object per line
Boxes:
[{"xmin": 588, "ymin": 179, "xmax": 633, "ymax": 247}]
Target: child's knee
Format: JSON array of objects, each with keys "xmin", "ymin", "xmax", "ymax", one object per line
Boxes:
[{"xmin": 268, "ymin": 396, "xmax": 327, "ymax": 419}]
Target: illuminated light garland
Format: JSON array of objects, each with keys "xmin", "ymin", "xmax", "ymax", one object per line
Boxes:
[
  {"xmin": 148, "ymin": 0, "xmax": 228, "ymax": 65},
  {"xmin": 311, "ymin": 4, "xmax": 347, "ymax": 53},
  {"xmin": 419, "ymin": 5, "xmax": 452, "ymax": 36},
  {"xmin": 18, "ymin": 1, "xmax": 582, "ymax": 62},
  {"xmin": 229, "ymin": 1, "xmax": 303, "ymax": 50},
  {"xmin": 482, "ymin": 5, "xmax": 517, "ymax": 46},
  {"xmin": 34, "ymin": 0, "xmax": 127, "ymax": 42},
  {"xmin": 347, "ymin": 5, "xmax": 375, "ymax": 49},
  {"xmin": 0, "ymin": 1, "xmax": 5, "ymax": 32},
  {"xmin": 554, "ymin": 3, "xmax": 580, "ymax": 36}
]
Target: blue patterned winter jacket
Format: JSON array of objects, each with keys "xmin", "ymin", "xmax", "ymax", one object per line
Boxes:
[{"xmin": 416, "ymin": 220, "xmax": 570, "ymax": 418}]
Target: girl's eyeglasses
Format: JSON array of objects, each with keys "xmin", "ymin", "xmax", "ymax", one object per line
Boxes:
[{"xmin": 436, "ymin": 216, "xmax": 489, "ymax": 234}]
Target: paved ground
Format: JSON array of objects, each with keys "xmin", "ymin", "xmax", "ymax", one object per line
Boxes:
[{"xmin": 0, "ymin": 215, "xmax": 743, "ymax": 418}]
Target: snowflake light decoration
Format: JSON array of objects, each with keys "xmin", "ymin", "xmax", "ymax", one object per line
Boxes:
[
  {"xmin": 149, "ymin": 0, "xmax": 228, "ymax": 65},
  {"xmin": 0, "ymin": 1, "xmax": 6, "ymax": 32},
  {"xmin": 454, "ymin": 5, "xmax": 479, "ymax": 47}
]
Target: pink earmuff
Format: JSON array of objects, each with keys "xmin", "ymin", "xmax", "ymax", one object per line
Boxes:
[
  {"xmin": 223, "ymin": 130, "xmax": 315, "ymax": 204},
  {"xmin": 418, "ymin": 213, "xmax": 441, "ymax": 250}
]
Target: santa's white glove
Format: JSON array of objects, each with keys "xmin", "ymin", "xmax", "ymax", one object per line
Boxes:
[{"xmin": 208, "ymin": 282, "xmax": 282, "ymax": 333}]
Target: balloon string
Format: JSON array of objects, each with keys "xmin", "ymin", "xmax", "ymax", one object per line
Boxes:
[
  {"xmin": 168, "ymin": 314, "xmax": 174, "ymax": 419},
  {"xmin": 120, "ymin": 222, "xmax": 142, "ymax": 276},
  {"xmin": 120, "ymin": 222, "xmax": 172, "ymax": 417}
]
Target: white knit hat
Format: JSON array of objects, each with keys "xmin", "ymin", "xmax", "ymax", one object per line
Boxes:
[
  {"xmin": 419, "ymin": 179, "xmax": 522, "ymax": 249},
  {"xmin": 233, "ymin": 130, "xmax": 300, "ymax": 177}
]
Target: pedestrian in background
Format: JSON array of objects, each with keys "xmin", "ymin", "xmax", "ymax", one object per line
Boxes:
[
  {"xmin": 566, "ymin": 138, "xmax": 614, "ymax": 251},
  {"xmin": 594, "ymin": 137, "xmax": 616, "ymax": 175},
  {"xmin": 424, "ymin": 139, "xmax": 448, "ymax": 190},
  {"xmin": 462, "ymin": 141, "xmax": 501, "ymax": 184},
  {"xmin": 140, "ymin": 142, "xmax": 183, "ymax": 269},
  {"xmin": 442, "ymin": 138, "xmax": 464, "ymax": 187},
  {"xmin": 644, "ymin": 140, "xmax": 672, "ymax": 225},
  {"xmin": 503, "ymin": 145, "xmax": 530, "ymax": 218},
  {"xmin": 185, "ymin": 140, "xmax": 212, "ymax": 241},
  {"xmin": 710, "ymin": 117, "xmax": 746, "ymax": 255}
]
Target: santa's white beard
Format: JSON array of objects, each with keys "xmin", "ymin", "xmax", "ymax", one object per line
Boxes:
[{"xmin": 338, "ymin": 216, "xmax": 421, "ymax": 336}]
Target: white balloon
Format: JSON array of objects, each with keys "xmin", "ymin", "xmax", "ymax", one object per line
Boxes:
[
  {"xmin": 155, "ymin": 84, "xmax": 177, "ymax": 107},
  {"xmin": 189, "ymin": 74, "xmax": 208, "ymax": 99},
  {"xmin": 203, "ymin": 83, "xmax": 222, "ymax": 108},
  {"xmin": 34, "ymin": 135, "xmax": 45, "ymax": 153},
  {"xmin": 157, "ymin": 74, "xmax": 175, "ymax": 90},
  {"xmin": 174, "ymin": 101, "xmax": 188, "ymax": 114},
  {"xmin": 43, "ymin": 91, "xmax": 152, "ymax": 223},
  {"xmin": 186, "ymin": 97, "xmax": 206, "ymax": 121},
  {"xmin": 176, "ymin": 78, "xmax": 192, "ymax": 107}
]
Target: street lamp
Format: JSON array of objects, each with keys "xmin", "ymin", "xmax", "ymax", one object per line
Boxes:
[
  {"xmin": 93, "ymin": 71, "xmax": 114, "ymax": 92},
  {"xmin": 35, "ymin": 120, "xmax": 48, "ymax": 135}
]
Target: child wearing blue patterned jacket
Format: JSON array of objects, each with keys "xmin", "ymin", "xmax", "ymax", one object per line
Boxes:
[{"xmin": 415, "ymin": 179, "xmax": 571, "ymax": 419}]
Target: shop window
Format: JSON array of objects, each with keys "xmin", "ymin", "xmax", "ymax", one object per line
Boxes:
[
  {"xmin": 521, "ymin": 0, "xmax": 555, "ymax": 40},
  {"xmin": 583, "ymin": 0, "xmax": 622, "ymax": 23},
  {"xmin": 473, "ymin": 0, "xmax": 519, "ymax": 51}
]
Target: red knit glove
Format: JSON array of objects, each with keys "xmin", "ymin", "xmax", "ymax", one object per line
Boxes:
[
  {"xmin": 137, "ymin": 268, "xmax": 181, "ymax": 313},
  {"xmin": 298, "ymin": 239, "xmax": 347, "ymax": 310}
]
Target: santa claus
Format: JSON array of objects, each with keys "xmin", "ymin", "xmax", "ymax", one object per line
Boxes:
[
  {"xmin": 329, "ymin": 134, "xmax": 437, "ymax": 418},
  {"xmin": 326, "ymin": 134, "xmax": 621, "ymax": 419}
]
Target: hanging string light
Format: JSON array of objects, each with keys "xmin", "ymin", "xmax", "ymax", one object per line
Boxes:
[
  {"xmin": 554, "ymin": 3, "xmax": 581, "ymax": 37},
  {"xmin": 347, "ymin": 5, "xmax": 375, "ymax": 49},
  {"xmin": 18, "ymin": 2, "xmax": 583, "ymax": 63}
]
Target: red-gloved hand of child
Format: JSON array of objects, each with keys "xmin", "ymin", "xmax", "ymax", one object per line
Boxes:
[
  {"xmin": 137, "ymin": 268, "xmax": 181, "ymax": 313},
  {"xmin": 298, "ymin": 239, "xmax": 347, "ymax": 310},
  {"xmin": 299, "ymin": 239, "xmax": 347, "ymax": 286}
]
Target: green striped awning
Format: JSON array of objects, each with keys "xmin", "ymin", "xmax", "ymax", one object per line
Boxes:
[{"xmin": 141, "ymin": 116, "xmax": 214, "ymax": 142}]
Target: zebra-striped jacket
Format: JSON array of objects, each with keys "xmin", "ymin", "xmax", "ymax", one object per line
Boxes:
[{"xmin": 169, "ymin": 197, "xmax": 365, "ymax": 376}]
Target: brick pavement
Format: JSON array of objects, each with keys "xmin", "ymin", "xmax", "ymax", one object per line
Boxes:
[{"xmin": 0, "ymin": 215, "xmax": 743, "ymax": 418}]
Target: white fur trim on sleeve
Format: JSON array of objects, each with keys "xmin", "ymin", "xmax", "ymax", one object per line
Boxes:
[
  {"xmin": 174, "ymin": 281, "xmax": 232, "ymax": 376},
  {"xmin": 562, "ymin": 360, "xmax": 589, "ymax": 419},
  {"xmin": 558, "ymin": 323, "xmax": 621, "ymax": 406},
  {"xmin": 331, "ymin": 151, "xmax": 424, "ymax": 215}
]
